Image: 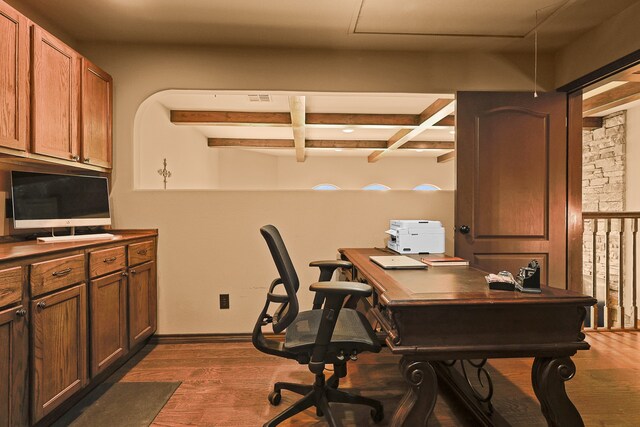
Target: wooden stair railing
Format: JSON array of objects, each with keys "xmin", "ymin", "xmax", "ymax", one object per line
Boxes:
[{"xmin": 583, "ymin": 212, "xmax": 639, "ymax": 330}]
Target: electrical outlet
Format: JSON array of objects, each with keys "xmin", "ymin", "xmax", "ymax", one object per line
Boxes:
[{"xmin": 219, "ymin": 294, "xmax": 230, "ymax": 309}]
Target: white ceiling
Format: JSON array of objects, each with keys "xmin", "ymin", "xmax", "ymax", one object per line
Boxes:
[
  {"xmin": 157, "ymin": 90, "xmax": 455, "ymax": 158},
  {"xmin": 9, "ymin": 0, "xmax": 639, "ymax": 52}
]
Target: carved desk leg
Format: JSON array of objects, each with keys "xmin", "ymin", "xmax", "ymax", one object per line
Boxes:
[
  {"xmin": 532, "ymin": 356, "xmax": 584, "ymax": 427},
  {"xmin": 390, "ymin": 356, "xmax": 438, "ymax": 427}
]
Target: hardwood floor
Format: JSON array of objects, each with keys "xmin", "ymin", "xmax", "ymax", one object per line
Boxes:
[{"xmin": 108, "ymin": 332, "xmax": 640, "ymax": 426}]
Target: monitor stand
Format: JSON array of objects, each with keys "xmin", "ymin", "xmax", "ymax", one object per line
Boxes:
[{"xmin": 37, "ymin": 227, "xmax": 115, "ymax": 243}]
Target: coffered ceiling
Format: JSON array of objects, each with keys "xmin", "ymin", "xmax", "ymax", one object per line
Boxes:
[
  {"xmin": 9, "ymin": 0, "xmax": 639, "ymax": 52},
  {"xmin": 153, "ymin": 90, "xmax": 456, "ymax": 161}
]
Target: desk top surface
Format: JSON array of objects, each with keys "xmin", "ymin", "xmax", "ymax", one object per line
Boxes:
[
  {"xmin": 0, "ymin": 230, "xmax": 157, "ymax": 263},
  {"xmin": 340, "ymin": 248, "xmax": 595, "ymax": 308}
]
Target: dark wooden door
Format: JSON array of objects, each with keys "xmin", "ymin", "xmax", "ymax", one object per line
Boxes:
[
  {"xmin": 31, "ymin": 284, "xmax": 87, "ymax": 422},
  {"xmin": 128, "ymin": 261, "xmax": 157, "ymax": 348},
  {"xmin": 31, "ymin": 26, "xmax": 80, "ymax": 161},
  {"xmin": 455, "ymin": 92, "xmax": 568, "ymax": 288},
  {"xmin": 90, "ymin": 271, "xmax": 128, "ymax": 377},
  {"xmin": 81, "ymin": 58, "xmax": 112, "ymax": 168},
  {"xmin": 0, "ymin": 305, "xmax": 28, "ymax": 427},
  {"xmin": 0, "ymin": 2, "xmax": 28, "ymax": 151}
]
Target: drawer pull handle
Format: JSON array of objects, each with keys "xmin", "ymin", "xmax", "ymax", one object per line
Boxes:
[
  {"xmin": 37, "ymin": 301, "xmax": 46, "ymax": 309},
  {"xmin": 104, "ymin": 257, "xmax": 117, "ymax": 263},
  {"xmin": 137, "ymin": 249, "xmax": 148, "ymax": 256},
  {"xmin": 52, "ymin": 268, "xmax": 72, "ymax": 277},
  {"xmin": 16, "ymin": 309, "xmax": 27, "ymax": 317},
  {"xmin": 130, "ymin": 269, "xmax": 137, "ymax": 274}
]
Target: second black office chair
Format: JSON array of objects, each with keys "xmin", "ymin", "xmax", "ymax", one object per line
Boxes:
[{"xmin": 252, "ymin": 225, "xmax": 384, "ymax": 427}]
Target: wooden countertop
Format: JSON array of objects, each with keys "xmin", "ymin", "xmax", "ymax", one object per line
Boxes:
[{"xmin": 0, "ymin": 230, "xmax": 158, "ymax": 262}]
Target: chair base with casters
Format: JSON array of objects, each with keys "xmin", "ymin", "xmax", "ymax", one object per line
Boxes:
[
  {"xmin": 266, "ymin": 370, "xmax": 383, "ymax": 427},
  {"xmin": 254, "ymin": 225, "xmax": 384, "ymax": 427}
]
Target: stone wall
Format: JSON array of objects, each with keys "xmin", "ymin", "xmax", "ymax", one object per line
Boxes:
[
  {"xmin": 582, "ymin": 112, "xmax": 626, "ymax": 311},
  {"xmin": 582, "ymin": 111, "xmax": 626, "ymax": 211}
]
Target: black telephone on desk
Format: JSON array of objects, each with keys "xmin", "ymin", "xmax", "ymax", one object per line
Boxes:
[{"xmin": 485, "ymin": 260, "xmax": 541, "ymax": 293}]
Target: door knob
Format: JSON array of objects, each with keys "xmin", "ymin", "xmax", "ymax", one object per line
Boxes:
[
  {"xmin": 459, "ymin": 225, "xmax": 470, "ymax": 234},
  {"xmin": 16, "ymin": 309, "xmax": 27, "ymax": 317}
]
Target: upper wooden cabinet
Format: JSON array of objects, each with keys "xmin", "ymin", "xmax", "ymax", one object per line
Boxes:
[
  {"xmin": 0, "ymin": 1, "xmax": 28, "ymax": 151},
  {"xmin": 0, "ymin": 1, "xmax": 113, "ymax": 171},
  {"xmin": 81, "ymin": 59, "xmax": 113, "ymax": 168},
  {"xmin": 31, "ymin": 26, "xmax": 81, "ymax": 162}
]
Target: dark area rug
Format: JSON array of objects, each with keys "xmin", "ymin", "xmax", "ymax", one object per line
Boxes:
[{"xmin": 52, "ymin": 381, "xmax": 180, "ymax": 427}]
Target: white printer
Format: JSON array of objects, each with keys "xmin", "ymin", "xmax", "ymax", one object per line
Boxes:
[{"xmin": 385, "ymin": 220, "xmax": 445, "ymax": 254}]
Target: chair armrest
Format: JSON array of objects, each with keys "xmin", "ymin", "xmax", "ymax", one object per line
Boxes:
[
  {"xmin": 309, "ymin": 260, "xmax": 353, "ymax": 269},
  {"xmin": 309, "ymin": 281, "xmax": 372, "ymax": 297},
  {"xmin": 309, "ymin": 260, "xmax": 354, "ymax": 309}
]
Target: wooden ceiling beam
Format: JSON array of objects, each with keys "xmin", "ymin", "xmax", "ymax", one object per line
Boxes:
[
  {"xmin": 434, "ymin": 115, "xmax": 455, "ymax": 126},
  {"xmin": 171, "ymin": 111, "xmax": 456, "ymax": 128},
  {"xmin": 368, "ymin": 99, "xmax": 455, "ymax": 163},
  {"xmin": 170, "ymin": 110, "xmax": 291, "ymax": 125},
  {"xmin": 208, "ymin": 138, "xmax": 454, "ymax": 150},
  {"xmin": 583, "ymin": 82, "xmax": 640, "ymax": 116},
  {"xmin": 208, "ymin": 138, "xmax": 294, "ymax": 148},
  {"xmin": 616, "ymin": 64, "xmax": 640, "ymax": 82},
  {"xmin": 306, "ymin": 113, "xmax": 418, "ymax": 126},
  {"xmin": 437, "ymin": 151, "xmax": 455, "ymax": 163},
  {"xmin": 289, "ymin": 96, "xmax": 306, "ymax": 162},
  {"xmin": 582, "ymin": 117, "xmax": 603, "ymax": 130}
]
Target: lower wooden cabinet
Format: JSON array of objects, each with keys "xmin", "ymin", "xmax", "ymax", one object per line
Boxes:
[
  {"xmin": 128, "ymin": 261, "xmax": 157, "ymax": 349},
  {"xmin": 31, "ymin": 284, "xmax": 87, "ymax": 422},
  {"xmin": 90, "ymin": 271, "xmax": 128, "ymax": 377},
  {"xmin": 0, "ymin": 305, "xmax": 29, "ymax": 427}
]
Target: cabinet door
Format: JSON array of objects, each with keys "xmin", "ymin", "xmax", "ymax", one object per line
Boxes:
[
  {"xmin": 128, "ymin": 261, "xmax": 157, "ymax": 348},
  {"xmin": 31, "ymin": 284, "xmax": 87, "ymax": 422},
  {"xmin": 81, "ymin": 59, "xmax": 112, "ymax": 168},
  {"xmin": 0, "ymin": 2, "xmax": 28, "ymax": 151},
  {"xmin": 90, "ymin": 271, "xmax": 127, "ymax": 377},
  {"xmin": 0, "ymin": 305, "xmax": 28, "ymax": 427},
  {"xmin": 31, "ymin": 26, "xmax": 80, "ymax": 161}
]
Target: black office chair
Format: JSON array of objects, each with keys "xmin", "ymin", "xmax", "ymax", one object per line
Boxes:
[{"xmin": 253, "ymin": 225, "xmax": 384, "ymax": 427}]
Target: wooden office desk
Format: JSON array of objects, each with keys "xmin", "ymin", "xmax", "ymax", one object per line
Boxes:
[{"xmin": 339, "ymin": 248, "xmax": 596, "ymax": 427}]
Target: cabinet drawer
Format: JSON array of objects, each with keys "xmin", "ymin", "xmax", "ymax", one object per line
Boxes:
[
  {"xmin": 89, "ymin": 246, "xmax": 125, "ymax": 278},
  {"xmin": 0, "ymin": 266, "xmax": 23, "ymax": 308},
  {"xmin": 128, "ymin": 241, "xmax": 154, "ymax": 266},
  {"xmin": 30, "ymin": 254, "xmax": 85, "ymax": 297}
]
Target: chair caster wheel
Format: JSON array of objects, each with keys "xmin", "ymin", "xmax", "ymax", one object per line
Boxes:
[
  {"xmin": 268, "ymin": 390, "xmax": 281, "ymax": 406},
  {"xmin": 371, "ymin": 408, "xmax": 384, "ymax": 423}
]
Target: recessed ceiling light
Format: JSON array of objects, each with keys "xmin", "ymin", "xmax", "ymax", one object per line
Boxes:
[
  {"xmin": 335, "ymin": 148, "xmax": 343, "ymax": 152},
  {"xmin": 449, "ymin": 130, "xmax": 455, "ymax": 135},
  {"xmin": 342, "ymin": 128, "xmax": 354, "ymax": 133},
  {"xmin": 416, "ymin": 149, "xmax": 424, "ymax": 152}
]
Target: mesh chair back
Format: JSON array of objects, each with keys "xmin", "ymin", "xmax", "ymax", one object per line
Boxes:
[{"xmin": 260, "ymin": 225, "xmax": 300, "ymax": 333}]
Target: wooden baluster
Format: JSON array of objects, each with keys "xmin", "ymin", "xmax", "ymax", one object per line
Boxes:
[
  {"xmin": 618, "ymin": 219, "xmax": 625, "ymax": 330},
  {"xmin": 591, "ymin": 219, "xmax": 599, "ymax": 330},
  {"xmin": 603, "ymin": 218, "xmax": 612, "ymax": 329},
  {"xmin": 632, "ymin": 218, "xmax": 638, "ymax": 330}
]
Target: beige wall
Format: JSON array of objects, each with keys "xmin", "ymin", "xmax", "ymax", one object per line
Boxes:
[
  {"xmin": 626, "ymin": 105, "xmax": 640, "ymax": 211},
  {"xmin": 555, "ymin": 1, "xmax": 640, "ymax": 88},
  {"xmin": 72, "ymin": 42, "xmax": 557, "ymax": 333},
  {"xmin": 275, "ymin": 155, "xmax": 454, "ymax": 190},
  {"xmin": 116, "ymin": 189, "xmax": 453, "ymax": 334}
]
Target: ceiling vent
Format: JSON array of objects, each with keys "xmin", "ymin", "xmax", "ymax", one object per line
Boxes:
[{"xmin": 248, "ymin": 94, "xmax": 271, "ymax": 102}]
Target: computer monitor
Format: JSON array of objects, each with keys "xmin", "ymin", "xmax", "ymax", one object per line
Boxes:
[{"xmin": 11, "ymin": 171, "xmax": 111, "ymax": 229}]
